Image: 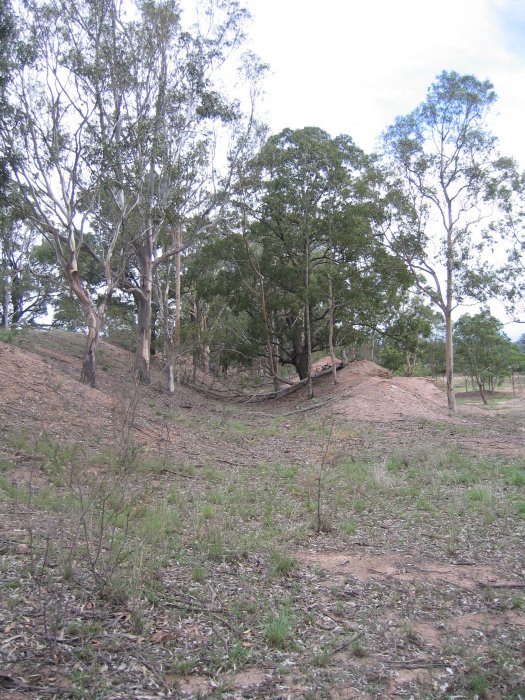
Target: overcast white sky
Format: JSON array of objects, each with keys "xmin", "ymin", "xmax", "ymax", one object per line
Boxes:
[
  {"xmin": 237, "ymin": 0, "xmax": 525, "ymax": 338},
  {"xmin": 242, "ymin": 0, "xmax": 525, "ymax": 166}
]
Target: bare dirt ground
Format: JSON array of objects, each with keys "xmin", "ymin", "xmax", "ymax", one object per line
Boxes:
[{"xmin": 0, "ymin": 331, "xmax": 524, "ymax": 699}]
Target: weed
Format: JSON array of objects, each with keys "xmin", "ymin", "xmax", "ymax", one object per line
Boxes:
[
  {"xmin": 201, "ymin": 503, "xmax": 215, "ymax": 519},
  {"xmin": 415, "ymin": 497, "xmax": 435, "ymax": 512},
  {"xmin": 315, "ymin": 414, "xmax": 335, "ymax": 534},
  {"xmin": 311, "ymin": 649, "xmax": 332, "ymax": 667},
  {"xmin": 0, "ymin": 458, "xmax": 13, "ymax": 473},
  {"xmin": 203, "ymin": 467, "xmax": 223, "ymax": 483},
  {"xmin": 352, "ymin": 498, "xmax": 366, "ymax": 513},
  {"xmin": 207, "ymin": 489, "xmax": 226, "ymax": 505},
  {"xmin": 206, "ymin": 541, "xmax": 225, "ymax": 561},
  {"xmin": 344, "ymin": 460, "xmax": 372, "ymax": 486},
  {"xmin": 502, "ymin": 466, "xmax": 525, "ymax": 488},
  {"xmin": 170, "ymin": 654, "xmax": 193, "ymax": 675},
  {"xmin": 227, "ymin": 641, "xmax": 251, "ymax": 669},
  {"xmin": 351, "ymin": 638, "xmax": 367, "ymax": 658},
  {"xmin": 138, "ymin": 505, "xmax": 180, "ymax": 544},
  {"xmin": 386, "ymin": 454, "xmax": 409, "ymax": 472},
  {"xmin": 264, "ymin": 608, "xmax": 292, "ymax": 649},
  {"xmin": 167, "ymin": 486, "xmax": 179, "ymax": 506},
  {"xmin": 456, "ymin": 469, "xmax": 481, "ymax": 485},
  {"xmin": 5, "ymin": 580, "xmax": 21, "ymax": 589},
  {"xmin": 191, "ymin": 566, "xmax": 206, "ymax": 583},
  {"xmin": 341, "ymin": 517, "xmax": 357, "ymax": 535},
  {"xmin": 270, "ymin": 550, "xmax": 297, "ymax": 578},
  {"xmin": 231, "ymin": 598, "xmax": 258, "ymax": 619},
  {"xmin": 137, "ymin": 456, "xmax": 166, "ymax": 474},
  {"xmin": 402, "ymin": 622, "xmax": 421, "ymax": 646},
  {"xmin": 466, "ymin": 671, "xmax": 489, "ymax": 697},
  {"xmin": 466, "ymin": 487, "xmax": 495, "ymax": 507}
]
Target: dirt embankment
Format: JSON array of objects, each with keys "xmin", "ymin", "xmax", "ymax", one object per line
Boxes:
[
  {"xmin": 0, "ymin": 340, "xmax": 498, "ymax": 436},
  {"xmin": 331, "ymin": 360, "xmax": 454, "ymax": 422}
]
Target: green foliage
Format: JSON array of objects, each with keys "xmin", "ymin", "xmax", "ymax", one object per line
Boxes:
[
  {"xmin": 0, "ymin": 221, "xmax": 56, "ymax": 328},
  {"xmin": 189, "ymin": 127, "xmax": 413, "ymax": 379},
  {"xmin": 454, "ymin": 312, "xmax": 518, "ymax": 398},
  {"xmin": 379, "ymin": 296, "xmax": 441, "ymax": 375},
  {"xmin": 383, "ymin": 71, "xmax": 514, "ymax": 408}
]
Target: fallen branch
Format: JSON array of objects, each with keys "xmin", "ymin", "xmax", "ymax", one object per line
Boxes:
[
  {"xmin": 181, "ymin": 362, "xmax": 346, "ymax": 403},
  {"xmin": 477, "ymin": 581, "xmax": 525, "ymax": 589},
  {"xmin": 159, "ymin": 468, "xmax": 198, "ymax": 479},
  {"xmin": 382, "ymin": 658, "xmax": 451, "ymax": 669},
  {"xmin": 164, "ymin": 600, "xmax": 236, "ymax": 632}
]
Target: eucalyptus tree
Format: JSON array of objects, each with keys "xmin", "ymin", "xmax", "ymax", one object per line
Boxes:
[
  {"xmin": 192, "ymin": 127, "xmax": 411, "ymax": 388},
  {"xmin": 149, "ymin": 47, "xmax": 267, "ymax": 392},
  {"xmin": 0, "ymin": 219, "xmax": 56, "ymax": 327},
  {"xmin": 382, "ymin": 71, "xmax": 516, "ymax": 411},
  {"xmin": 4, "ymin": 0, "xmax": 135, "ymax": 384},
  {"xmin": 5, "ymin": 0, "xmax": 258, "ymax": 387},
  {"xmin": 497, "ymin": 170, "xmax": 525, "ymax": 320},
  {"xmin": 109, "ymin": 0, "xmax": 260, "ymax": 384},
  {"xmin": 0, "ymin": 0, "xmax": 15, "ymax": 180},
  {"xmin": 0, "ymin": 0, "xmax": 17, "ymax": 328},
  {"xmin": 454, "ymin": 312, "xmax": 517, "ymax": 404}
]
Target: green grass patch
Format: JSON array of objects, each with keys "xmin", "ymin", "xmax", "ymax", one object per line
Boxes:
[
  {"xmin": 270, "ymin": 550, "xmax": 297, "ymax": 578},
  {"xmin": 264, "ymin": 608, "xmax": 292, "ymax": 649},
  {"xmin": 502, "ymin": 465, "xmax": 525, "ymax": 488},
  {"xmin": 341, "ymin": 516, "xmax": 357, "ymax": 535}
]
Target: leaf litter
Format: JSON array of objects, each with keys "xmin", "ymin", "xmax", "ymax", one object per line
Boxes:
[{"xmin": 0, "ymin": 332, "xmax": 524, "ymax": 698}]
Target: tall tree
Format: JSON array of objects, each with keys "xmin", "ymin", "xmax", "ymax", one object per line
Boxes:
[
  {"xmin": 382, "ymin": 71, "xmax": 514, "ymax": 411},
  {"xmin": 0, "ymin": 0, "xmax": 15, "ymax": 185},
  {"xmin": 191, "ymin": 128, "xmax": 412, "ymax": 385},
  {"xmin": 4, "ymin": 0, "xmax": 131, "ymax": 384},
  {"xmin": 0, "ymin": 0, "xmax": 17, "ymax": 328},
  {"xmin": 4, "ymin": 0, "xmax": 258, "ymax": 387}
]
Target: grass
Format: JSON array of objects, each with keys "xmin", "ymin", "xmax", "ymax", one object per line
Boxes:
[
  {"xmin": 264, "ymin": 608, "xmax": 293, "ymax": 649},
  {"xmin": 1, "ymin": 363, "xmax": 525, "ymax": 699},
  {"xmin": 269, "ymin": 549, "xmax": 297, "ymax": 578}
]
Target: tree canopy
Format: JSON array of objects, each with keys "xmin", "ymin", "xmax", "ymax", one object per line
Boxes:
[
  {"xmin": 0, "ymin": 26, "xmax": 523, "ymax": 404},
  {"xmin": 382, "ymin": 70, "xmax": 516, "ymax": 410}
]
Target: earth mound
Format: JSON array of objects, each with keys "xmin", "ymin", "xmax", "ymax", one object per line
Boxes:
[
  {"xmin": 0, "ymin": 334, "xmax": 468, "ymax": 431},
  {"xmin": 312, "ymin": 358, "xmax": 453, "ymax": 422}
]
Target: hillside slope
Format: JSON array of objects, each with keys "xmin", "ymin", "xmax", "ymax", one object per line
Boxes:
[{"xmin": 0, "ymin": 331, "xmax": 524, "ymax": 699}]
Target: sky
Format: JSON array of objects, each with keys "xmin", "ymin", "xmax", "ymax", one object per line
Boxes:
[
  {"xmin": 241, "ymin": 0, "xmax": 525, "ymax": 166},
  {"xmin": 237, "ymin": 0, "xmax": 525, "ymax": 338}
]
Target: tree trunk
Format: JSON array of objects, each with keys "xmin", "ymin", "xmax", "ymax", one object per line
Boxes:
[
  {"xmin": 174, "ymin": 225, "xmax": 182, "ymax": 349},
  {"xmin": 81, "ymin": 307, "xmax": 103, "ymax": 388},
  {"xmin": 241, "ymin": 222, "xmax": 279, "ymax": 391},
  {"xmin": 2, "ymin": 270, "xmax": 10, "ymax": 329},
  {"xmin": 135, "ymin": 246, "xmax": 153, "ymax": 384},
  {"xmin": 294, "ymin": 346, "xmax": 309, "ymax": 380},
  {"xmin": 445, "ymin": 307, "xmax": 455, "ymax": 411},
  {"xmin": 477, "ymin": 380, "xmax": 488, "ymax": 405},
  {"xmin": 304, "ymin": 234, "xmax": 313, "ymax": 399},
  {"xmin": 167, "ymin": 361, "xmax": 175, "ymax": 395},
  {"xmin": 445, "ymin": 221, "xmax": 456, "ymax": 411},
  {"xmin": 328, "ymin": 250, "xmax": 337, "ymax": 385},
  {"xmin": 66, "ymin": 258, "xmax": 106, "ymax": 388}
]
